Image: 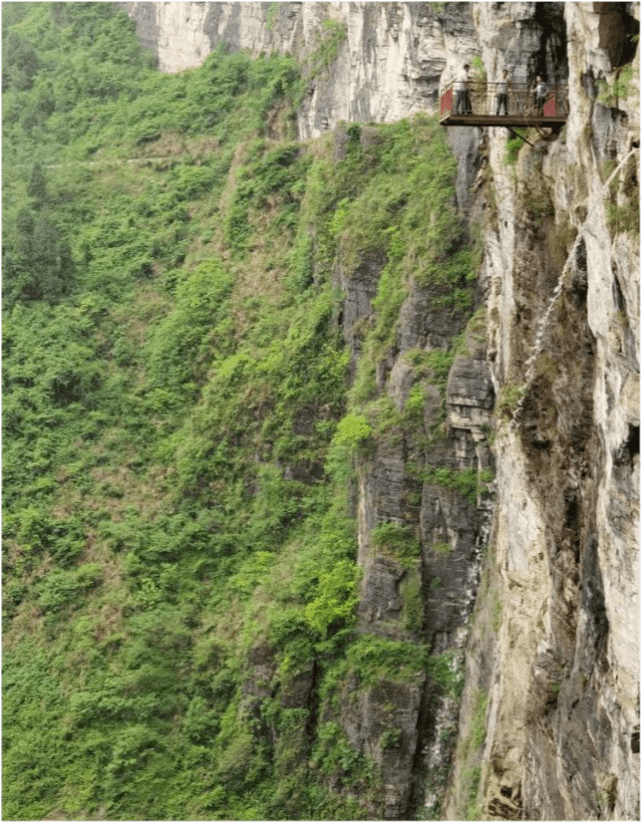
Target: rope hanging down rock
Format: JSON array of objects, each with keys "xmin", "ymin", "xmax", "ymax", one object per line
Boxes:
[{"xmin": 509, "ymin": 146, "xmax": 639, "ymax": 430}]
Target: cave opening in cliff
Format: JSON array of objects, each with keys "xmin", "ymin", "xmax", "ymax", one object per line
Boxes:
[
  {"xmin": 532, "ymin": 1, "xmax": 568, "ymax": 85},
  {"xmin": 615, "ymin": 425, "xmax": 639, "ymax": 465},
  {"xmin": 563, "ymin": 492, "xmax": 581, "ymax": 564},
  {"xmin": 594, "ymin": 2, "xmax": 640, "ymax": 69},
  {"xmin": 612, "ymin": 268, "xmax": 627, "ymax": 314}
]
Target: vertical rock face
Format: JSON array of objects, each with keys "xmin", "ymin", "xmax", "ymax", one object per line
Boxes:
[
  {"xmin": 119, "ymin": 2, "xmax": 639, "ymax": 818},
  {"xmin": 345, "ymin": 278, "xmax": 493, "ymax": 817},
  {"xmin": 446, "ymin": 3, "xmax": 639, "ymax": 820}
]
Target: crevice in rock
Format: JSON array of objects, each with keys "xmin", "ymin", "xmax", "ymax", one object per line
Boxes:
[
  {"xmin": 404, "ymin": 673, "xmax": 434, "ymax": 818},
  {"xmin": 614, "ymin": 424, "xmax": 640, "ymax": 467},
  {"xmin": 612, "ymin": 265, "xmax": 627, "ymax": 313},
  {"xmin": 570, "ymin": 238, "xmax": 588, "ymax": 307},
  {"xmin": 532, "ymin": 2, "xmax": 568, "ymax": 85},
  {"xmin": 581, "ymin": 535, "xmax": 610, "ymax": 668},
  {"xmin": 563, "ymin": 490, "xmax": 581, "ymax": 564},
  {"xmin": 593, "ymin": 2, "xmax": 639, "ymax": 69}
]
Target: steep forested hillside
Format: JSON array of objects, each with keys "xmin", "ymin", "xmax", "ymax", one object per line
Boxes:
[{"xmin": 2, "ymin": 4, "xmax": 484, "ymax": 819}]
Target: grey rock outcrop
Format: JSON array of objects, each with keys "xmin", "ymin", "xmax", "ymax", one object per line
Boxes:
[
  {"xmin": 446, "ymin": 353, "xmax": 494, "ymax": 433},
  {"xmin": 344, "ymin": 261, "xmax": 493, "ymax": 815}
]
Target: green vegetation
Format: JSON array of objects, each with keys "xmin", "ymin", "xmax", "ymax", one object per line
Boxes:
[
  {"xmin": 455, "ymin": 688, "xmax": 489, "ymax": 820},
  {"xmin": 550, "ymin": 215, "xmax": 578, "ymax": 267},
  {"xmin": 266, "ymin": 2, "xmax": 279, "ymax": 32},
  {"xmin": 605, "ymin": 198, "xmax": 639, "ymax": 236},
  {"xmin": 597, "ymin": 62, "xmax": 638, "ymax": 107},
  {"xmin": 421, "ymin": 0, "xmax": 460, "ymax": 11},
  {"xmin": 427, "ymin": 649, "xmax": 465, "ymax": 698},
  {"xmin": 2, "ymin": 4, "xmax": 481, "ymax": 819},
  {"xmin": 400, "ymin": 570, "xmax": 424, "ymax": 633},
  {"xmin": 604, "ymin": 153, "xmax": 640, "ymax": 238},
  {"xmin": 308, "ymin": 19, "xmax": 348, "ymax": 78},
  {"xmin": 371, "ymin": 521, "xmax": 421, "ymax": 567},
  {"xmin": 524, "ymin": 177, "xmax": 555, "ymax": 228},
  {"xmin": 326, "ymin": 412, "xmax": 374, "ymax": 483},
  {"xmin": 504, "ymin": 128, "xmax": 527, "ymax": 166},
  {"xmin": 421, "ymin": 466, "xmax": 493, "ymax": 503},
  {"xmin": 380, "ymin": 727, "xmax": 403, "ymax": 750},
  {"xmin": 497, "ymin": 381, "xmax": 526, "ymax": 419},
  {"xmin": 491, "ymin": 595, "xmax": 502, "ymax": 633},
  {"xmin": 470, "ymin": 55, "xmax": 487, "ymax": 84},
  {"xmin": 346, "ymin": 634, "xmax": 428, "ymax": 687},
  {"xmin": 403, "ymin": 348, "xmax": 456, "ymax": 388}
]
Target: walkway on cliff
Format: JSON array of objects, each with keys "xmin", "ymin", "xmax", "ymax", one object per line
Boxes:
[{"xmin": 440, "ymin": 82, "xmax": 568, "ymax": 130}]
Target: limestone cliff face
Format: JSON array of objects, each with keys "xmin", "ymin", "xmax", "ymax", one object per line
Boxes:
[
  {"xmin": 118, "ymin": 1, "xmax": 479, "ymax": 138},
  {"xmin": 448, "ymin": 3, "xmax": 640, "ymax": 819},
  {"xmin": 119, "ymin": 2, "xmax": 640, "ymax": 819}
]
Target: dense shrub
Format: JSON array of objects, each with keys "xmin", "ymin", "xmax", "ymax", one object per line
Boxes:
[{"xmin": 2, "ymin": 5, "xmax": 478, "ymax": 819}]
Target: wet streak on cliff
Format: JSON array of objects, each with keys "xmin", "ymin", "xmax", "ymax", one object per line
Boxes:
[{"xmin": 510, "ymin": 170, "xmax": 616, "ymax": 819}]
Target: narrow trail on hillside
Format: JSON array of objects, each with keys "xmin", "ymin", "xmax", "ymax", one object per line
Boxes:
[
  {"xmin": 13, "ymin": 154, "xmax": 193, "ymax": 171},
  {"xmin": 510, "ymin": 146, "xmax": 639, "ymax": 430}
]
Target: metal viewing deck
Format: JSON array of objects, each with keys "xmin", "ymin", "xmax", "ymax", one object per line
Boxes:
[{"xmin": 439, "ymin": 81, "xmax": 568, "ymax": 130}]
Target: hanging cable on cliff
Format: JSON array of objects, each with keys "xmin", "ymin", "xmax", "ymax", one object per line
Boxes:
[{"xmin": 509, "ymin": 145, "xmax": 639, "ymax": 430}]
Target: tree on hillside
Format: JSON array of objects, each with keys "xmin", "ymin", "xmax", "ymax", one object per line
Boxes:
[
  {"xmin": 4, "ymin": 209, "xmax": 74, "ymax": 306},
  {"xmin": 2, "ymin": 32, "xmax": 40, "ymax": 92},
  {"xmin": 27, "ymin": 161, "xmax": 48, "ymax": 205}
]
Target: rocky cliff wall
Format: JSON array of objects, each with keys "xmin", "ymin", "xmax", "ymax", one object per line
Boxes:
[
  {"xmin": 118, "ymin": 2, "xmax": 640, "ymax": 819},
  {"xmin": 118, "ymin": 1, "xmax": 481, "ymax": 139},
  {"xmin": 444, "ymin": 3, "xmax": 639, "ymax": 819}
]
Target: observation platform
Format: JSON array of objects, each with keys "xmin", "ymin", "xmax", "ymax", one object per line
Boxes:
[{"xmin": 439, "ymin": 82, "xmax": 568, "ymax": 130}]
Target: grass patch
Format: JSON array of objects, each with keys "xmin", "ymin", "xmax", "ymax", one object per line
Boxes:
[
  {"xmin": 371, "ymin": 521, "xmax": 421, "ymax": 567},
  {"xmin": 400, "ymin": 570, "xmax": 424, "ymax": 633},
  {"xmin": 497, "ymin": 382, "xmax": 525, "ymax": 419},
  {"xmin": 455, "ymin": 688, "xmax": 489, "ymax": 819},
  {"xmin": 346, "ymin": 634, "xmax": 428, "ymax": 687},
  {"xmin": 422, "ymin": 466, "xmax": 493, "ymax": 503},
  {"xmin": 504, "ymin": 129, "xmax": 527, "ymax": 166},
  {"xmin": 598, "ymin": 63, "xmax": 638, "ymax": 107},
  {"xmin": 426, "ymin": 649, "xmax": 465, "ymax": 698}
]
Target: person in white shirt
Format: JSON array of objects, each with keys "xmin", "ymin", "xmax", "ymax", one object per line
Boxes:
[
  {"xmin": 495, "ymin": 69, "xmax": 510, "ymax": 115},
  {"xmin": 454, "ymin": 63, "xmax": 472, "ymax": 114},
  {"xmin": 532, "ymin": 76, "xmax": 547, "ymax": 113}
]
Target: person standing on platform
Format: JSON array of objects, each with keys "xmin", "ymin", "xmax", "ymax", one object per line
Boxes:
[
  {"xmin": 532, "ymin": 75, "xmax": 547, "ymax": 114},
  {"xmin": 454, "ymin": 63, "xmax": 472, "ymax": 114},
  {"xmin": 496, "ymin": 68, "xmax": 511, "ymax": 115}
]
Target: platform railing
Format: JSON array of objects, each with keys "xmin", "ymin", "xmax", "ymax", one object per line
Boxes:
[{"xmin": 440, "ymin": 81, "xmax": 569, "ymax": 120}]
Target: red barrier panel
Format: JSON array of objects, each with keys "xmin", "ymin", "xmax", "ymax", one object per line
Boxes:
[
  {"xmin": 543, "ymin": 95, "xmax": 556, "ymax": 116},
  {"xmin": 441, "ymin": 88, "xmax": 452, "ymax": 115}
]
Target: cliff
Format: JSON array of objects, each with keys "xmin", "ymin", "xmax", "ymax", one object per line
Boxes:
[
  {"xmin": 446, "ymin": 4, "xmax": 640, "ymax": 818},
  {"xmin": 3, "ymin": 2, "xmax": 637, "ymax": 819},
  {"xmin": 119, "ymin": 2, "xmax": 639, "ymax": 817}
]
